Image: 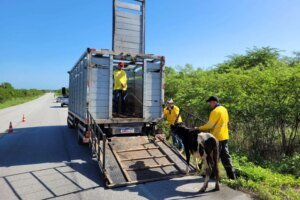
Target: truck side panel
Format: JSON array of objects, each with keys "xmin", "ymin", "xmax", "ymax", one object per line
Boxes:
[
  {"xmin": 144, "ymin": 61, "xmax": 163, "ymax": 121},
  {"xmin": 69, "ymin": 58, "xmax": 87, "ymax": 120},
  {"xmin": 88, "ymin": 57, "xmax": 111, "ymax": 119}
]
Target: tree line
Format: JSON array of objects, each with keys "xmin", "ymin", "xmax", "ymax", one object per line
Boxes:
[
  {"xmin": 165, "ymin": 47, "xmax": 300, "ymax": 161},
  {"xmin": 0, "ymin": 82, "xmax": 45, "ymax": 103}
]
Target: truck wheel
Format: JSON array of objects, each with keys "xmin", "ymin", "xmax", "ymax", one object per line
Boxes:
[
  {"xmin": 61, "ymin": 103, "xmax": 64, "ymax": 107},
  {"xmin": 77, "ymin": 130, "xmax": 83, "ymax": 145}
]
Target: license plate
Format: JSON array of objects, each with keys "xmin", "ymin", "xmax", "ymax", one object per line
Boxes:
[{"xmin": 120, "ymin": 128, "xmax": 135, "ymax": 134}]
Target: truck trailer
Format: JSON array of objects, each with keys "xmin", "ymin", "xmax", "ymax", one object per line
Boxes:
[{"xmin": 67, "ymin": 48, "xmax": 165, "ymax": 141}]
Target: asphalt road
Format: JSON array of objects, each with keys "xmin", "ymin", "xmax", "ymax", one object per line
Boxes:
[{"xmin": 0, "ymin": 93, "xmax": 251, "ymax": 200}]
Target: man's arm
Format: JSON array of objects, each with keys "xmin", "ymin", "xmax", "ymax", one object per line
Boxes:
[
  {"xmin": 173, "ymin": 106, "xmax": 181, "ymax": 121},
  {"xmin": 155, "ymin": 109, "xmax": 167, "ymax": 123},
  {"xmin": 199, "ymin": 110, "xmax": 219, "ymax": 131},
  {"xmin": 120, "ymin": 71, "xmax": 127, "ymax": 88}
]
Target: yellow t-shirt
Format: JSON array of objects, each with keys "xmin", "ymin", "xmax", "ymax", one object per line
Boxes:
[
  {"xmin": 114, "ymin": 70, "xmax": 127, "ymax": 90},
  {"xmin": 199, "ymin": 105, "xmax": 229, "ymax": 141},
  {"xmin": 163, "ymin": 105, "xmax": 183, "ymax": 125}
]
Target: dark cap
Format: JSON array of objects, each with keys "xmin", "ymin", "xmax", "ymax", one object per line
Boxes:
[{"xmin": 206, "ymin": 96, "xmax": 219, "ymax": 102}]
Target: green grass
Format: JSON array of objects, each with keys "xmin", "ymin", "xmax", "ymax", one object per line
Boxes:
[
  {"xmin": 221, "ymin": 155, "xmax": 300, "ymax": 200},
  {"xmin": 54, "ymin": 91, "xmax": 61, "ymax": 96},
  {"xmin": 0, "ymin": 95, "xmax": 43, "ymax": 109}
]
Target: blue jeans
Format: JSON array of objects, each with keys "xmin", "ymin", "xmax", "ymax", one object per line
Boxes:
[
  {"xmin": 171, "ymin": 132, "xmax": 184, "ymax": 150},
  {"xmin": 113, "ymin": 90, "xmax": 127, "ymax": 114}
]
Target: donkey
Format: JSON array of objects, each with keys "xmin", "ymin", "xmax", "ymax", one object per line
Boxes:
[{"xmin": 171, "ymin": 124, "xmax": 220, "ymax": 193}]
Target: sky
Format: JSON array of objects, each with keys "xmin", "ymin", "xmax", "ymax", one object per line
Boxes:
[{"xmin": 0, "ymin": 0, "xmax": 300, "ymax": 89}]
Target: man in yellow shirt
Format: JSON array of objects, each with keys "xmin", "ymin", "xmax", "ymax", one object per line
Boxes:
[
  {"xmin": 113, "ymin": 62, "xmax": 127, "ymax": 115},
  {"xmin": 163, "ymin": 99, "xmax": 184, "ymax": 151},
  {"xmin": 198, "ymin": 96, "xmax": 236, "ymax": 180}
]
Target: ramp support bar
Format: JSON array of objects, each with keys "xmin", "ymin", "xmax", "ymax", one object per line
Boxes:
[
  {"xmin": 121, "ymin": 155, "xmax": 167, "ymax": 162},
  {"xmin": 117, "ymin": 147, "xmax": 159, "ymax": 153},
  {"xmin": 125, "ymin": 163, "xmax": 175, "ymax": 171},
  {"xmin": 87, "ymin": 109, "xmax": 107, "ymax": 175}
]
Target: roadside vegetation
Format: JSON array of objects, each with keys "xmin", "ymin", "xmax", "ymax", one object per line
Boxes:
[
  {"xmin": 0, "ymin": 82, "xmax": 45, "ymax": 109},
  {"xmin": 223, "ymin": 154, "xmax": 300, "ymax": 200},
  {"xmin": 162, "ymin": 47, "xmax": 300, "ymax": 199}
]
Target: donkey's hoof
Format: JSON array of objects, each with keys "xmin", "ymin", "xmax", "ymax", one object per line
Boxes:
[{"xmin": 199, "ymin": 188, "xmax": 206, "ymax": 193}]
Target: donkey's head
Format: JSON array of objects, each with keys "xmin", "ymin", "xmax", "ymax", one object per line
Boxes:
[{"xmin": 171, "ymin": 124, "xmax": 196, "ymax": 139}]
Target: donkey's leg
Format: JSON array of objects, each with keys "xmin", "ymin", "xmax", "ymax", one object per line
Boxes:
[
  {"xmin": 185, "ymin": 146, "xmax": 190, "ymax": 175},
  {"xmin": 199, "ymin": 155, "xmax": 211, "ymax": 192}
]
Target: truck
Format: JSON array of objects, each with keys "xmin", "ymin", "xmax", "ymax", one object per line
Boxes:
[
  {"xmin": 67, "ymin": 0, "xmax": 195, "ymax": 187},
  {"xmin": 60, "ymin": 96, "xmax": 69, "ymax": 107}
]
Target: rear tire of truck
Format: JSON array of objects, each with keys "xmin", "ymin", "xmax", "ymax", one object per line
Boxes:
[{"xmin": 77, "ymin": 129, "xmax": 83, "ymax": 145}]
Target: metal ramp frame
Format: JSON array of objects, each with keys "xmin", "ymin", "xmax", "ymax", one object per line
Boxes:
[
  {"xmin": 88, "ymin": 109, "xmax": 196, "ymax": 188},
  {"xmin": 106, "ymin": 136, "xmax": 196, "ymax": 188}
]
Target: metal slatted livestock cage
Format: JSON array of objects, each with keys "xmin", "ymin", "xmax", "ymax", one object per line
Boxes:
[{"xmin": 67, "ymin": 48, "xmax": 165, "ymax": 138}]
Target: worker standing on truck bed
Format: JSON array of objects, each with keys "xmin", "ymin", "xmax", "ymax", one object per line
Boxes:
[
  {"xmin": 113, "ymin": 62, "xmax": 127, "ymax": 116},
  {"xmin": 163, "ymin": 99, "xmax": 184, "ymax": 152},
  {"xmin": 197, "ymin": 96, "xmax": 236, "ymax": 180}
]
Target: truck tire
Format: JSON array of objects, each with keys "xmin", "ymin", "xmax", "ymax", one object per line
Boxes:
[
  {"xmin": 77, "ymin": 129, "xmax": 83, "ymax": 145},
  {"xmin": 61, "ymin": 103, "xmax": 64, "ymax": 107}
]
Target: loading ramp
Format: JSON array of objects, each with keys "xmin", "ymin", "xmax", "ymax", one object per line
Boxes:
[{"xmin": 88, "ymin": 111, "xmax": 196, "ymax": 188}]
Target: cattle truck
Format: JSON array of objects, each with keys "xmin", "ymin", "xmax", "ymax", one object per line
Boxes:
[{"xmin": 67, "ymin": 0, "xmax": 195, "ymax": 187}]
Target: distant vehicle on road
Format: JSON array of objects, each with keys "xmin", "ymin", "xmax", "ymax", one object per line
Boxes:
[
  {"xmin": 61, "ymin": 96, "xmax": 69, "ymax": 107},
  {"xmin": 56, "ymin": 96, "xmax": 63, "ymax": 103}
]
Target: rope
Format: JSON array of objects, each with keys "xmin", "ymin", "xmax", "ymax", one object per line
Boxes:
[{"xmin": 180, "ymin": 108, "xmax": 207, "ymax": 124}]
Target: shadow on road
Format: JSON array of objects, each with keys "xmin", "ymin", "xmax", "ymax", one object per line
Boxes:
[
  {"xmin": 49, "ymin": 105, "xmax": 65, "ymax": 108},
  {"xmin": 113, "ymin": 177, "xmax": 216, "ymax": 200},
  {"xmin": 0, "ymin": 125, "xmax": 219, "ymax": 200},
  {"xmin": 0, "ymin": 125, "xmax": 104, "ymax": 199}
]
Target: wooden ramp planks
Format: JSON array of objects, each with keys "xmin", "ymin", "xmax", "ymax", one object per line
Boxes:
[
  {"xmin": 103, "ymin": 136, "xmax": 195, "ymax": 188},
  {"xmin": 94, "ymin": 140, "xmax": 127, "ymax": 185},
  {"xmin": 154, "ymin": 139, "xmax": 196, "ymax": 174}
]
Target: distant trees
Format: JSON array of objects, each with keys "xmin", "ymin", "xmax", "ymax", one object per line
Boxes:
[
  {"xmin": 0, "ymin": 82, "xmax": 44, "ymax": 103},
  {"xmin": 165, "ymin": 47, "xmax": 300, "ymax": 160}
]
